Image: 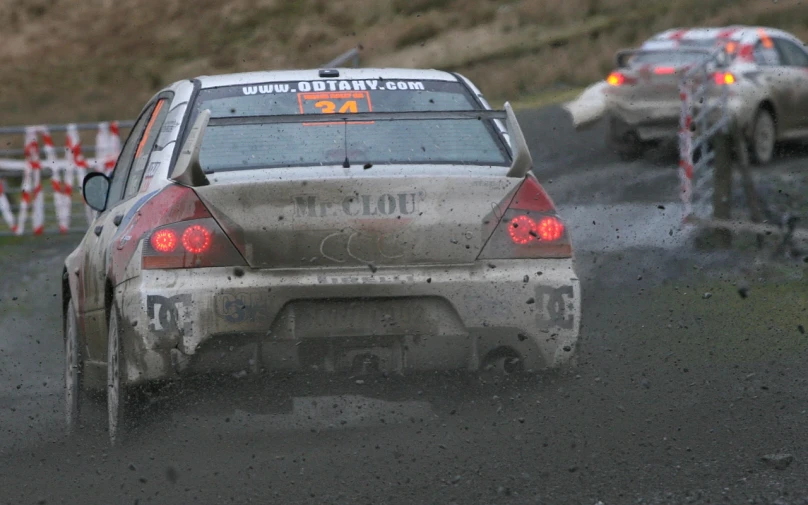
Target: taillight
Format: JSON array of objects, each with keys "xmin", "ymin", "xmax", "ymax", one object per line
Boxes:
[
  {"xmin": 143, "ymin": 218, "xmax": 245, "ymax": 269},
  {"xmin": 536, "ymin": 216, "xmax": 564, "ymax": 241},
  {"xmin": 150, "ymin": 229, "xmax": 178, "ymax": 253},
  {"xmin": 133, "ymin": 184, "xmax": 246, "ymax": 270},
  {"xmin": 713, "ymin": 71, "xmax": 736, "ymax": 85},
  {"xmin": 606, "ymin": 72, "xmax": 626, "ymax": 86},
  {"xmin": 606, "ymin": 71, "xmax": 637, "ymax": 86},
  {"xmin": 654, "ymin": 66, "xmax": 676, "ymax": 75},
  {"xmin": 181, "ymin": 225, "xmax": 212, "ymax": 254},
  {"xmin": 478, "ymin": 176, "xmax": 572, "ymax": 260}
]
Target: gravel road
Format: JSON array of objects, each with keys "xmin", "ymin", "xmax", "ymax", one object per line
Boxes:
[{"xmin": 0, "ymin": 107, "xmax": 806, "ymax": 505}]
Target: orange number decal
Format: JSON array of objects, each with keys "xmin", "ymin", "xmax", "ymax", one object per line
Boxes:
[
  {"xmin": 315, "ymin": 100, "xmax": 336, "ymax": 113},
  {"xmin": 338, "ymin": 101, "xmax": 358, "ymax": 113}
]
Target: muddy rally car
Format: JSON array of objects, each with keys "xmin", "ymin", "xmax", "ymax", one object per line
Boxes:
[
  {"xmin": 604, "ymin": 26, "xmax": 808, "ymax": 163},
  {"xmin": 63, "ymin": 68, "xmax": 581, "ymax": 443}
]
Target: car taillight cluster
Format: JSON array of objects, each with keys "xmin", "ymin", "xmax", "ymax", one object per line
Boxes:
[
  {"xmin": 713, "ymin": 71, "xmax": 737, "ymax": 85},
  {"xmin": 507, "ymin": 215, "xmax": 565, "ymax": 244},
  {"xmin": 143, "ymin": 217, "xmax": 246, "ymax": 270},
  {"xmin": 606, "ymin": 72, "xmax": 637, "ymax": 86},
  {"xmin": 478, "ymin": 175, "xmax": 572, "ymax": 260}
]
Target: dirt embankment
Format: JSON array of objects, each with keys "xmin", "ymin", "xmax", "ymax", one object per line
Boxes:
[{"xmin": 0, "ymin": 0, "xmax": 805, "ymax": 124}]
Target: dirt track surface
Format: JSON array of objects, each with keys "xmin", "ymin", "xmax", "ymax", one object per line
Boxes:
[{"xmin": 1, "ymin": 107, "xmax": 807, "ymax": 505}]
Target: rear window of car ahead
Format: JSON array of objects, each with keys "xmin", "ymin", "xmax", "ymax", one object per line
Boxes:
[
  {"xmin": 630, "ymin": 50, "xmax": 713, "ymax": 67},
  {"xmin": 189, "ymin": 79, "xmax": 511, "ymax": 172}
]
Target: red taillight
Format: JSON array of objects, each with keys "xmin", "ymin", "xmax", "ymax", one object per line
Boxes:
[
  {"xmin": 537, "ymin": 216, "xmax": 564, "ymax": 241},
  {"xmin": 508, "ymin": 215, "xmax": 537, "ymax": 245},
  {"xmin": 654, "ymin": 66, "xmax": 676, "ymax": 75},
  {"xmin": 132, "ymin": 185, "xmax": 246, "ymax": 270},
  {"xmin": 509, "ymin": 176, "xmax": 556, "ymax": 212},
  {"xmin": 478, "ymin": 175, "xmax": 571, "ymax": 260},
  {"xmin": 150, "ymin": 229, "xmax": 178, "ymax": 253},
  {"xmin": 143, "ymin": 218, "xmax": 245, "ymax": 270},
  {"xmin": 182, "ymin": 225, "xmax": 212, "ymax": 254},
  {"xmin": 506, "ymin": 215, "xmax": 566, "ymax": 245},
  {"xmin": 606, "ymin": 72, "xmax": 626, "ymax": 86},
  {"xmin": 714, "ymin": 71, "xmax": 736, "ymax": 85}
]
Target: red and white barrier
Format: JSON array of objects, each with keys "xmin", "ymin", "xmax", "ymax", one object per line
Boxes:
[
  {"xmin": 17, "ymin": 127, "xmax": 46, "ymax": 235},
  {"xmin": 41, "ymin": 126, "xmax": 73, "ymax": 233},
  {"xmin": 0, "ymin": 121, "xmax": 122, "ymax": 234},
  {"xmin": 65, "ymin": 123, "xmax": 93, "ymax": 225},
  {"xmin": 95, "ymin": 121, "xmax": 121, "ymax": 176}
]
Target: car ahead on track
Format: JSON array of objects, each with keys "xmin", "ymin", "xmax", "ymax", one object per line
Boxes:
[
  {"xmin": 63, "ymin": 68, "xmax": 581, "ymax": 444},
  {"xmin": 603, "ymin": 25, "xmax": 808, "ymax": 164}
]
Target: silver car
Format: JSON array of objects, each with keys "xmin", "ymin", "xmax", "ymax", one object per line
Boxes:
[
  {"xmin": 604, "ymin": 26, "xmax": 808, "ymax": 164},
  {"xmin": 63, "ymin": 68, "xmax": 581, "ymax": 444}
]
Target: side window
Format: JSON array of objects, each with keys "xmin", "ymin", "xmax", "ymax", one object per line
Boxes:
[
  {"xmin": 106, "ymin": 104, "xmax": 156, "ymax": 209},
  {"xmin": 775, "ymin": 38, "xmax": 808, "ymax": 67},
  {"xmin": 124, "ymin": 98, "xmax": 171, "ymax": 199},
  {"xmin": 754, "ymin": 40, "xmax": 781, "ymax": 66}
]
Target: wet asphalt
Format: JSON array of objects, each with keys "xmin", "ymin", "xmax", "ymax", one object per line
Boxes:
[{"xmin": 0, "ymin": 106, "xmax": 807, "ymax": 505}]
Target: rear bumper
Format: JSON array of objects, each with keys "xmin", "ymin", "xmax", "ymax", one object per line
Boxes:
[
  {"xmin": 114, "ymin": 260, "xmax": 581, "ymax": 384},
  {"xmin": 607, "ymin": 100, "xmax": 681, "ymax": 142},
  {"xmin": 608, "ymin": 89, "xmax": 761, "ymax": 142}
]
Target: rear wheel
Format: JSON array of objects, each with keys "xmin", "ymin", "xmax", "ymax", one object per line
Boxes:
[
  {"xmin": 64, "ymin": 299, "xmax": 82, "ymax": 435},
  {"xmin": 750, "ymin": 108, "xmax": 776, "ymax": 165},
  {"xmin": 608, "ymin": 115, "xmax": 645, "ymax": 161},
  {"xmin": 107, "ymin": 305, "xmax": 142, "ymax": 446}
]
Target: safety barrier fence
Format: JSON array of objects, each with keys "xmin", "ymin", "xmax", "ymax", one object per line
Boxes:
[
  {"xmin": 0, "ymin": 46, "xmax": 362, "ymax": 237},
  {"xmin": 678, "ymin": 47, "xmax": 806, "ymax": 254}
]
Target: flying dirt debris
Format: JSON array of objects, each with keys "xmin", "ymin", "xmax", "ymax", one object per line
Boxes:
[{"xmin": 562, "ymin": 82, "xmax": 608, "ymax": 131}]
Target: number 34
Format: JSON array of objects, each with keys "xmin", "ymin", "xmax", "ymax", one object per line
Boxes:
[{"xmin": 315, "ymin": 100, "xmax": 358, "ymax": 114}]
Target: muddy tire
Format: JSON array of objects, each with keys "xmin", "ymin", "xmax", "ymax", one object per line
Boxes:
[
  {"xmin": 750, "ymin": 107, "xmax": 776, "ymax": 166},
  {"xmin": 608, "ymin": 115, "xmax": 645, "ymax": 161},
  {"xmin": 64, "ymin": 298, "xmax": 83, "ymax": 435},
  {"xmin": 107, "ymin": 305, "xmax": 143, "ymax": 446}
]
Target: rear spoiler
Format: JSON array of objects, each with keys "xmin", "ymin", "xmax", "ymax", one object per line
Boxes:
[{"xmin": 171, "ymin": 104, "xmax": 534, "ymax": 186}]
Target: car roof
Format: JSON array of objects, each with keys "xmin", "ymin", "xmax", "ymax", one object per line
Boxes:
[
  {"xmin": 193, "ymin": 68, "xmax": 460, "ymax": 89},
  {"xmin": 641, "ymin": 26, "xmax": 801, "ymax": 50}
]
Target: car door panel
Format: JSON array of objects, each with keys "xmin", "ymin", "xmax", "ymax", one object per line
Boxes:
[
  {"xmin": 775, "ymin": 38, "xmax": 808, "ymax": 132},
  {"xmin": 79, "ymin": 101, "xmax": 159, "ymax": 359},
  {"xmin": 771, "ymin": 37, "xmax": 808, "ymax": 134}
]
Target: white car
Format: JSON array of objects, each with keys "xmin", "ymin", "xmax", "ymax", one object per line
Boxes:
[
  {"xmin": 604, "ymin": 25, "xmax": 808, "ymax": 163},
  {"xmin": 63, "ymin": 68, "xmax": 582, "ymax": 444}
]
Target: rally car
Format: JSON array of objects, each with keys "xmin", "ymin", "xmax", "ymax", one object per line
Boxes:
[
  {"xmin": 603, "ymin": 26, "xmax": 808, "ymax": 163},
  {"xmin": 63, "ymin": 68, "xmax": 581, "ymax": 444}
]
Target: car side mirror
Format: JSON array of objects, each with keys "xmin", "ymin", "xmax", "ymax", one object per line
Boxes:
[{"xmin": 83, "ymin": 172, "xmax": 110, "ymax": 212}]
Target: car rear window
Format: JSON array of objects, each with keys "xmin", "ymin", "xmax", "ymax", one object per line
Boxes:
[
  {"xmin": 630, "ymin": 50, "xmax": 712, "ymax": 66},
  {"xmin": 189, "ymin": 79, "xmax": 511, "ymax": 171}
]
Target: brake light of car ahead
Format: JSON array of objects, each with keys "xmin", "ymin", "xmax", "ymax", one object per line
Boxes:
[
  {"xmin": 477, "ymin": 175, "xmax": 572, "ymax": 260},
  {"xmin": 653, "ymin": 66, "xmax": 676, "ymax": 75},
  {"xmin": 713, "ymin": 71, "xmax": 737, "ymax": 85},
  {"xmin": 141, "ymin": 185, "xmax": 246, "ymax": 270},
  {"xmin": 606, "ymin": 72, "xmax": 628, "ymax": 86}
]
